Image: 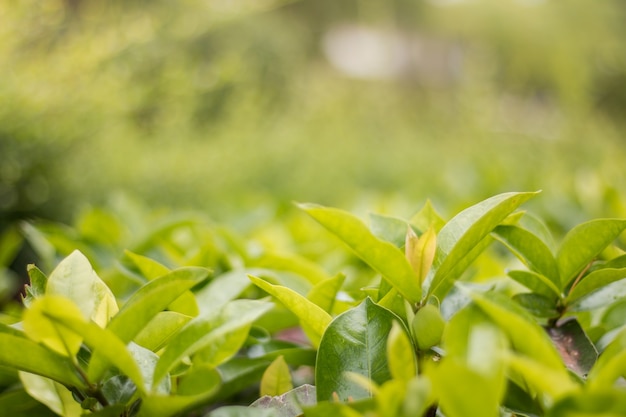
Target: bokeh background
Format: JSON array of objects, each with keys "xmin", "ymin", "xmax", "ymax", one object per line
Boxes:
[{"xmin": 2, "ymin": 0, "xmax": 626, "ymax": 229}]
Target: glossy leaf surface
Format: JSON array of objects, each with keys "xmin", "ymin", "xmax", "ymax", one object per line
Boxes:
[
  {"xmin": 316, "ymin": 298, "xmax": 395, "ymax": 402},
  {"xmin": 556, "ymin": 219, "xmax": 626, "ymax": 288},
  {"xmin": 493, "ymin": 224, "xmax": 559, "ymax": 282},
  {"xmin": 153, "ymin": 299, "xmax": 273, "ymax": 385},
  {"xmin": 427, "ymin": 191, "xmax": 537, "ymax": 299},
  {"xmin": 300, "ymin": 203, "xmax": 421, "ymax": 303},
  {"xmin": 249, "ymin": 275, "xmax": 331, "ymax": 346}
]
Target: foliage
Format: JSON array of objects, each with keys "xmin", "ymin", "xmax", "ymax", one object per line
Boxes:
[
  {"xmin": 1, "ymin": 191, "xmax": 626, "ymax": 416},
  {"xmin": 2, "ymin": 0, "xmax": 626, "ymax": 230}
]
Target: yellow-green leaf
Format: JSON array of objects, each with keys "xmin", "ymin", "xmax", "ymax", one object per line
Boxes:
[
  {"xmin": 405, "ymin": 226, "xmax": 437, "ymax": 285},
  {"xmin": 260, "ymin": 356, "xmax": 293, "ymax": 397},
  {"xmin": 249, "ymin": 275, "xmax": 332, "ymax": 346},
  {"xmin": 387, "ymin": 321, "xmax": 417, "ymax": 381},
  {"xmin": 46, "ymin": 250, "xmax": 118, "ymax": 327},
  {"xmin": 22, "ymin": 296, "xmax": 84, "ymax": 357}
]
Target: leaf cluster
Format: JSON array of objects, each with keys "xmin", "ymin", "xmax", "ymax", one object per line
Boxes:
[{"xmin": 2, "ymin": 191, "xmax": 626, "ymax": 416}]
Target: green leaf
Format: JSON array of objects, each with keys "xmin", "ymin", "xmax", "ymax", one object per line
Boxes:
[
  {"xmin": 547, "ymin": 390, "xmax": 626, "ymax": 417},
  {"xmin": 299, "ymin": 203, "xmax": 421, "ymax": 303},
  {"xmin": 0, "ymin": 332, "xmax": 83, "ymax": 388},
  {"xmin": 387, "ymin": 321, "xmax": 417, "ymax": 381},
  {"xmin": 427, "ymin": 191, "xmax": 538, "ymax": 299},
  {"xmin": 134, "ymin": 311, "xmax": 193, "ymax": 352},
  {"xmin": 369, "ymin": 213, "xmax": 411, "ymax": 247},
  {"xmin": 26, "ymin": 299, "xmax": 147, "ymax": 393},
  {"xmin": 176, "ymin": 364, "xmax": 221, "ymax": 396},
  {"xmin": 566, "ymin": 267, "xmax": 626, "ymax": 305},
  {"xmin": 435, "ymin": 304, "xmax": 507, "ymax": 417},
  {"xmin": 513, "ymin": 293, "xmax": 559, "ymax": 318},
  {"xmin": 195, "ymin": 269, "xmax": 253, "ymax": 315},
  {"xmin": 410, "ymin": 199, "xmax": 446, "ymax": 234},
  {"xmin": 507, "ymin": 270, "xmax": 561, "ymax": 298},
  {"xmin": 260, "ymin": 356, "xmax": 293, "ymax": 397},
  {"xmin": 493, "ymin": 224, "xmax": 559, "ymax": 283},
  {"xmin": 19, "ymin": 372, "xmax": 82, "ymax": 417},
  {"xmin": 45, "ymin": 250, "xmax": 119, "ymax": 327},
  {"xmin": 316, "ymin": 298, "xmax": 396, "ymax": 402},
  {"xmin": 124, "ymin": 250, "xmax": 171, "ymax": 280},
  {"xmin": 557, "ymin": 219, "xmax": 626, "ymax": 288},
  {"xmin": 0, "ymin": 387, "xmax": 58, "ymax": 417},
  {"xmin": 89, "ymin": 267, "xmax": 209, "ymax": 380},
  {"xmin": 153, "ymin": 299, "xmax": 273, "ymax": 386},
  {"xmin": 252, "ymin": 252, "xmax": 330, "ymax": 284},
  {"xmin": 469, "ymin": 291, "xmax": 566, "ymax": 372},
  {"xmin": 587, "ymin": 328, "xmax": 626, "ymax": 390},
  {"xmin": 433, "ymin": 361, "xmax": 500, "ymax": 417},
  {"xmin": 405, "ymin": 226, "xmax": 437, "ymax": 285},
  {"xmin": 125, "ymin": 251, "xmax": 202, "ymax": 316},
  {"xmin": 22, "ymin": 296, "xmax": 84, "ymax": 357},
  {"xmin": 249, "ymin": 275, "xmax": 332, "ymax": 346},
  {"xmin": 107, "ymin": 267, "xmax": 208, "ymax": 344},
  {"xmin": 505, "ymin": 353, "xmax": 578, "ymax": 406},
  {"xmin": 546, "ymin": 319, "xmax": 597, "ymax": 378},
  {"xmin": 22, "ymin": 264, "xmax": 47, "ymax": 308},
  {"xmin": 307, "ymin": 273, "xmax": 346, "ymax": 314},
  {"xmin": 567, "ymin": 276, "xmax": 626, "ymax": 312}
]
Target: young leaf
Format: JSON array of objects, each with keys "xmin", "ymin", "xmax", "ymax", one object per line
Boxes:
[
  {"xmin": 22, "ymin": 296, "xmax": 84, "ymax": 357},
  {"xmin": 565, "ymin": 267, "xmax": 626, "ymax": 305},
  {"xmin": 195, "ymin": 269, "xmax": 253, "ymax": 315},
  {"xmin": 22, "ymin": 264, "xmax": 47, "ymax": 307},
  {"xmin": 45, "ymin": 250, "xmax": 118, "ymax": 327},
  {"xmin": 469, "ymin": 291, "xmax": 566, "ymax": 372},
  {"xmin": 410, "ymin": 199, "xmax": 446, "ymax": 234},
  {"xmin": 88, "ymin": 267, "xmax": 209, "ymax": 380},
  {"xmin": 567, "ymin": 277, "xmax": 626, "ymax": 312},
  {"xmin": 505, "ymin": 353, "xmax": 578, "ymax": 406},
  {"xmin": 138, "ymin": 369, "xmax": 221, "ymax": 417},
  {"xmin": 405, "ymin": 226, "xmax": 437, "ymax": 285},
  {"xmin": 547, "ymin": 390, "xmax": 626, "ymax": 417},
  {"xmin": 19, "ymin": 372, "xmax": 82, "ymax": 417},
  {"xmin": 426, "ymin": 191, "xmax": 538, "ymax": 300},
  {"xmin": 260, "ymin": 356, "xmax": 293, "ymax": 397},
  {"xmin": 587, "ymin": 328, "xmax": 626, "ymax": 390},
  {"xmin": 513, "ymin": 293, "xmax": 559, "ymax": 319},
  {"xmin": 106, "ymin": 267, "xmax": 209, "ymax": 344},
  {"xmin": 387, "ymin": 321, "xmax": 417, "ymax": 381},
  {"xmin": 249, "ymin": 275, "xmax": 332, "ymax": 346},
  {"xmin": 299, "ymin": 203, "xmax": 421, "ymax": 303},
  {"xmin": 316, "ymin": 298, "xmax": 396, "ymax": 402},
  {"xmin": 369, "ymin": 213, "xmax": 411, "ymax": 247},
  {"xmin": 492, "ymin": 224, "xmax": 559, "ymax": 283},
  {"xmin": 252, "ymin": 252, "xmax": 330, "ymax": 284},
  {"xmin": 556, "ymin": 219, "xmax": 626, "ymax": 288},
  {"xmin": 22, "ymin": 296, "xmax": 145, "ymax": 393},
  {"xmin": 307, "ymin": 273, "xmax": 346, "ymax": 314},
  {"xmin": 436, "ymin": 303, "xmax": 508, "ymax": 417},
  {"xmin": 507, "ymin": 270, "xmax": 561, "ymax": 298},
  {"xmin": 134, "ymin": 311, "xmax": 193, "ymax": 352},
  {"xmin": 153, "ymin": 299, "xmax": 273, "ymax": 386}
]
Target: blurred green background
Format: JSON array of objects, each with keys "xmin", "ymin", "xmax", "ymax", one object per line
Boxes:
[{"xmin": 2, "ymin": 0, "xmax": 626, "ymax": 229}]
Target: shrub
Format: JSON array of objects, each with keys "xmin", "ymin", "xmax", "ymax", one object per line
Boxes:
[{"xmin": 1, "ymin": 191, "xmax": 626, "ymax": 416}]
